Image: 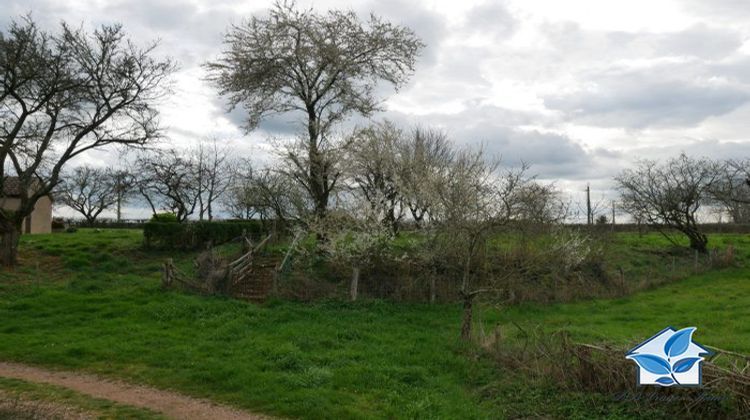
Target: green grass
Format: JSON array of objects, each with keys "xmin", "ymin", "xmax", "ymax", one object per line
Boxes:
[
  {"xmin": 485, "ymin": 266, "xmax": 750, "ymax": 353},
  {"xmin": 0, "ymin": 229, "xmax": 747, "ymax": 418},
  {"xmin": 0, "ymin": 377, "xmax": 163, "ymax": 419}
]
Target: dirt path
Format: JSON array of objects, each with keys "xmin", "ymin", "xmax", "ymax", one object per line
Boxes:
[{"xmin": 0, "ymin": 362, "xmax": 270, "ymax": 419}]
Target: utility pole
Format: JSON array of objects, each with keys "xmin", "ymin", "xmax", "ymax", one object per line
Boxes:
[
  {"xmin": 115, "ymin": 175, "xmax": 123, "ymax": 223},
  {"xmin": 611, "ymin": 200, "xmax": 616, "ymax": 232},
  {"xmin": 586, "ymin": 184, "xmax": 592, "ymax": 225}
]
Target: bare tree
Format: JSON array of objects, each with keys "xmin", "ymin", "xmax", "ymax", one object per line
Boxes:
[
  {"xmin": 193, "ymin": 138, "xmax": 234, "ymax": 221},
  {"xmin": 111, "ymin": 169, "xmax": 136, "ymax": 222},
  {"xmin": 135, "ymin": 149, "xmax": 199, "ymax": 222},
  {"xmin": 396, "ymin": 127, "xmax": 454, "ymax": 227},
  {"xmin": 311, "ymin": 202, "xmax": 393, "ymax": 301},
  {"xmin": 710, "ymin": 159, "xmax": 750, "ymax": 223},
  {"xmin": 225, "ymin": 163, "xmax": 310, "ymax": 225},
  {"xmin": 206, "ymin": 1, "xmax": 424, "ymax": 220},
  {"xmin": 57, "ymin": 166, "xmax": 119, "ymax": 225},
  {"xmin": 345, "ymin": 121, "xmax": 403, "ymax": 233},
  {"xmin": 252, "ymin": 168, "xmax": 311, "ymax": 224},
  {"xmin": 277, "ymin": 133, "xmax": 347, "ymax": 222},
  {"xmin": 0, "ymin": 17, "xmax": 174, "ymax": 265},
  {"xmin": 615, "ymin": 153, "xmax": 720, "ymax": 253},
  {"xmin": 514, "ymin": 181, "xmax": 567, "ymax": 225},
  {"xmin": 428, "ymin": 148, "xmax": 529, "ymax": 341},
  {"xmin": 223, "ymin": 161, "xmax": 258, "ymax": 220}
]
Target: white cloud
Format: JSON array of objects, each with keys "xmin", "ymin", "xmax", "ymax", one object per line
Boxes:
[{"xmin": 4, "ymin": 0, "xmax": 750, "ymax": 211}]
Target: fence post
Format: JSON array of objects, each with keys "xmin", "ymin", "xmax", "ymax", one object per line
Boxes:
[
  {"xmin": 350, "ymin": 266, "xmax": 360, "ymax": 301},
  {"xmin": 694, "ymin": 250, "xmax": 699, "ymax": 274},
  {"xmin": 162, "ymin": 258, "xmax": 174, "ymax": 288}
]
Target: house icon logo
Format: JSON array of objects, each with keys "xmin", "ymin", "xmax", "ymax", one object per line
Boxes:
[{"xmin": 626, "ymin": 327, "xmax": 711, "ymax": 387}]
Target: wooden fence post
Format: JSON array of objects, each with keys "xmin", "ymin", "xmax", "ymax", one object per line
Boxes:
[
  {"xmin": 350, "ymin": 266, "xmax": 360, "ymax": 301},
  {"xmin": 162, "ymin": 258, "xmax": 174, "ymax": 288}
]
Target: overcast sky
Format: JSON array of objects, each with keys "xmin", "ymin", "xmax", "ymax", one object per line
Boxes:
[{"xmin": 3, "ymin": 0, "xmax": 750, "ymax": 218}]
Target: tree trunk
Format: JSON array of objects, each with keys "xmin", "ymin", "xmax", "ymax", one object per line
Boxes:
[
  {"xmin": 306, "ymin": 106, "xmax": 329, "ymax": 222},
  {"xmin": 687, "ymin": 230, "xmax": 708, "ymax": 253},
  {"xmin": 460, "ymin": 293, "xmax": 474, "ymax": 341},
  {"xmin": 0, "ymin": 222, "xmax": 21, "ymax": 267},
  {"xmin": 116, "ymin": 192, "xmax": 122, "ymax": 222},
  {"xmin": 429, "ymin": 276, "xmax": 436, "ymax": 304},
  {"xmin": 350, "ymin": 266, "xmax": 360, "ymax": 301}
]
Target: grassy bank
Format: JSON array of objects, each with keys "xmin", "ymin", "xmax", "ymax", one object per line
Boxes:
[{"xmin": 0, "ymin": 229, "xmax": 747, "ymax": 418}]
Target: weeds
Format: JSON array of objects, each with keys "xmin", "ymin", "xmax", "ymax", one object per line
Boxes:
[{"xmin": 479, "ymin": 324, "xmax": 749, "ymax": 418}]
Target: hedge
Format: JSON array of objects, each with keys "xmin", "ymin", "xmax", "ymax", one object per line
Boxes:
[{"xmin": 143, "ymin": 220, "xmax": 266, "ymax": 249}]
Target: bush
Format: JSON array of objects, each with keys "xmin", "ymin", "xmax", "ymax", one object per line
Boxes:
[
  {"xmin": 150, "ymin": 212, "xmax": 179, "ymax": 223},
  {"xmin": 143, "ymin": 220, "xmax": 266, "ymax": 249},
  {"xmin": 482, "ymin": 328, "xmax": 748, "ymax": 418},
  {"xmin": 51, "ymin": 218, "xmax": 66, "ymax": 231}
]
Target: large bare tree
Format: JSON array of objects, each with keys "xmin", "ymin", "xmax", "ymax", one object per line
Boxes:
[
  {"xmin": 205, "ymin": 1, "xmax": 424, "ymax": 220},
  {"xmin": 0, "ymin": 17, "xmax": 174, "ymax": 265},
  {"xmin": 616, "ymin": 154, "xmax": 720, "ymax": 253}
]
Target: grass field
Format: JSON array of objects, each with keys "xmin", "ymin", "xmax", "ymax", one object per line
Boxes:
[{"xmin": 0, "ymin": 229, "xmax": 747, "ymax": 418}]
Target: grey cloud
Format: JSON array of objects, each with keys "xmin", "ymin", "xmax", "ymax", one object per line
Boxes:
[
  {"xmin": 463, "ymin": 1, "xmax": 517, "ymax": 40},
  {"xmin": 545, "ymin": 67, "xmax": 750, "ymax": 128},
  {"xmin": 542, "ymin": 22, "xmax": 742, "ymax": 63},
  {"xmin": 650, "ymin": 24, "xmax": 742, "ymax": 60},
  {"xmin": 681, "ymin": 0, "xmax": 750, "ymax": 20},
  {"xmin": 360, "ymin": 0, "xmax": 448, "ymax": 67},
  {"xmin": 610, "ymin": 25, "xmax": 743, "ymax": 60},
  {"xmin": 100, "ymin": 0, "xmax": 233, "ymax": 66},
  {"xmin": 2, "ymin": 0, "xmax": 233, "ymax": 67},
  {"xmin": 465, "ymin": 129, "xmax": 601, "ymax": 179},
  {"xmin": 376, "ymin": 106, "xmax": 602, "ymax": 180},
  {"xmin": 629, "ymin": 139, "xmax": 750, "ymax": 162}
]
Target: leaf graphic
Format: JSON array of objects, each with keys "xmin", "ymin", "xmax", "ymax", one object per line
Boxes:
[
  {"xmin": 664, "ymin": 327, "xmax": 696, "ymax": 358},
  {"xmin": 627, "ymin": 354, "xmax": 671, "ymax": 375},
  {"xmin": 655, "ymin": 376, "xmax": 674, "ymax": 386},
  {"xmin": 672, "ymin": 357, "xmax": 701, "ymax": 373}
]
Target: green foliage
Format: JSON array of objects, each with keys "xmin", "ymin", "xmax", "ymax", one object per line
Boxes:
[
  {"xmin": 143, "ymin": 220, "xmax": 265, "ymax": 249},
  {"xmin": 149, "ymin": 212, "xmax": 179, "ymax": 223}
]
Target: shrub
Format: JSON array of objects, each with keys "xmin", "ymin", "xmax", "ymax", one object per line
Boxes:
[
  {"xmin": 143, "ymin": 220, "xmax": 266, "ymax": 249},
  {"xmin": 481, "ymin": 328, "xmax": 748, "ymax": 417},
  {"xmin": 51, "ymin": 218, "xmax": 66, "ymax": 231},
  {"xmin": 150, "ymin": 212, "xmax": 179, "ymax": 223}
]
